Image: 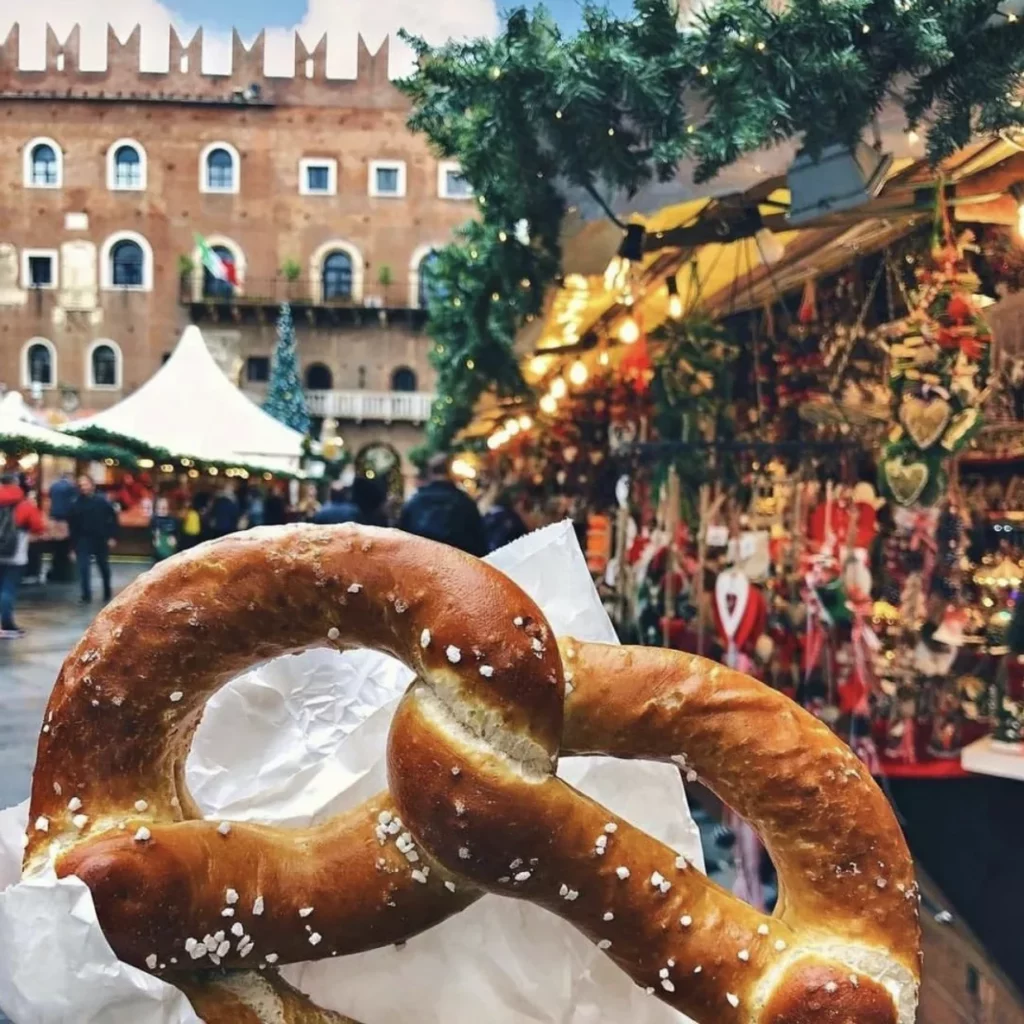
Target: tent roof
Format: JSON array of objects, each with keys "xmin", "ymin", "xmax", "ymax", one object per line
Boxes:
[
  {"xmin": 67, "ymin": 326, "xmax": 305, "ymax": 472},
  {"xmin": 0, "ymin": 392, "xmax": 87, "ymax": 457}
]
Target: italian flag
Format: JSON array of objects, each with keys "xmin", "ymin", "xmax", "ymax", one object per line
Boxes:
[{"xmin": 195, "ymin": 234, "xmax": 237, "ymax": 286}]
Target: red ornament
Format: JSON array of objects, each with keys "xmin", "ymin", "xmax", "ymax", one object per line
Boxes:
[{"xmin": 945, "ymin": 292, "xmax": 973, "ymax": 323}]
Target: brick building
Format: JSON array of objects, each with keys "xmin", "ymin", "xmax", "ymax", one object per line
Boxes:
[{"xmin": 0, "ymin": 24, "xmax": 472, "ymax": 487}]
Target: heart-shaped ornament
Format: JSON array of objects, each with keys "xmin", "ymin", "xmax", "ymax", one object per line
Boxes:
[
  {"xmin": 899, "ymin": 395, "xmax": 952, "ymax": 450},
  {"xmin": 884, "ymin": 457, "xmax": 930, "ymax": 507},
  {"xmin": 715, "ymin": 568, "xmax": 750, "ymax": 641}
]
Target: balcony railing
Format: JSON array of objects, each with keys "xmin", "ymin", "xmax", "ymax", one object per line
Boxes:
[
  {"xmin": 179, "ymin": 275, "xmax": 431, "ymax": 329},
  {"xmin": 306, "ymin": 390, "xmax": 435, "ymax": 423}
]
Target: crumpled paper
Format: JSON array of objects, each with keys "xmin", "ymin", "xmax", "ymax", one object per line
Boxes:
[{"xmin": 0, "ymin": 522, "xmax": 701, "ymax": 1024}]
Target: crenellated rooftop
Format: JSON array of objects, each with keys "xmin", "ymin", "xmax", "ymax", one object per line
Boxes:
[{"xmin": 0, "ymin": 24, "xmax": 402, "ymax": 109}]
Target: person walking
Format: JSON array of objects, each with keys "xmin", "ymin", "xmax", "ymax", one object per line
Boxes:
[
  {"xmin": 482, "ymin": 489, "xmax": 528, "ymax": 553},
  {"xmin": 206, "ymin": 483, "xmax": 241, "ymax": 539},
  {"xmin": 46, "ymin": 471, "xmax": 78, "ymax": 582},
  {"xmin": 69, "ymin": 475, "xmax": 118, "ymax": 605},
  {"xmin": 398, "ymin": 454, "xmax": 486, "ymax": 556},
  {"xmin": 0, "ymin": 472, "xmax": 46, "ymax": 637}
]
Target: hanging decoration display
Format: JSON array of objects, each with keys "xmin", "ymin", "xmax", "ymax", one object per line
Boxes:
[
  {"xmin": 878, "ymin": 224, "xmax": 993, "ymax": 506},
  {"xmin": 398, "ymin": 0, "xmax": 1024, "ymax": 457}
]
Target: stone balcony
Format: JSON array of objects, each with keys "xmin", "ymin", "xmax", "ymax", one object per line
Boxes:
[{"xmin": 305, "ymin": 389, "xmax": 435, "ymax": 423}]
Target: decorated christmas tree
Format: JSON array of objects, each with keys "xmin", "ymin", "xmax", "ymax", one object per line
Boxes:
[{"xmin": 264, "ymin": 302, "xmax": 310, "ymax": 434}]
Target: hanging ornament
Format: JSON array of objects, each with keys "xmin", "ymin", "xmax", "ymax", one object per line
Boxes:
[{"xmin": 798, "ymin": 277, "xmax": 818, "ymax": 325}]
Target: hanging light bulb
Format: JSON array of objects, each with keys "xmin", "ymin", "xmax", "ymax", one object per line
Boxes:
[
  {"xmin": 518, "ymin": 414, "xmax": 533, "ymax": 430},
  {"xmin": 550, "ymin": 377, "xmax": 568, "ymax": 399},
  {"xmin": 666, "ymin": 275, "xmax": 683, "ymax": 319},
  {"xmin": 569, "ymin": 359, "xmax": 589, "ymax": 386},
  {"xmin": 504, "ymin": 418, "xmax": 521, "ymax": 436},
  {"xmin": 487, "ymin": 433, "xmax": 502, "ymax": 450},
  {"xmin": 618, "ymin": 314, "xmax": 640, "ymax": 344},
  {"xmin": 599, "ymin": 350, "xmax": 610, "ymax": 366},
  {"xmin": 539, "ymin": 393, "xmax": 558, "ymax": 415},
  {"xmin": 603, "ymin": 223, "xmax": 646, "ymax": 297}
]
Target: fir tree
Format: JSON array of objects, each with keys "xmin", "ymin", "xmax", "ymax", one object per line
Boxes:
[{"xmin": 263, "ymin": 303, "xmax": 310, "ymax": 434}]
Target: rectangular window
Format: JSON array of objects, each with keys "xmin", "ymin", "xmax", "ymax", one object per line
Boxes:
[
  {"xmin": 369, "ymin": 160, "xmax": 407, "ymax": 198},
  {"xmin": 21, "ymin": 249, "xmax": 58, "ymax": 290},
  {"xmin": 438, "ymin": 160, "xmax": 473, "ymax": 200},
  {"xmin": 299, "ymin": 158, "xmax": 337, "ymax": 196},
  {"xmin": 246, "ymin": 356, "xmax": 271, "ymax": 383}
]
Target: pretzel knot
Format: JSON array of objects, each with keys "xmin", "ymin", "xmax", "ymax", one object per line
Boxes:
[{"xmin": 23, "ymin": 526, "xmax": 920, "ymax": 1024}]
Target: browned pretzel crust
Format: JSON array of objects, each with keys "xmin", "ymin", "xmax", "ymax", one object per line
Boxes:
[{"xmin": 22, "ymin": 525, "xmax": 919, "ymax": 1024}]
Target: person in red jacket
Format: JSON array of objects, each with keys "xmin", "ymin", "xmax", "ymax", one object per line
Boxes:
[{"xmin": 0, "ymin": 472, "xmax": 46, "ymax": 638}]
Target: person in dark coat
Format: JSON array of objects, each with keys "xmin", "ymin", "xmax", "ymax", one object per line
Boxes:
[
  {"xmin": 313, "ymin": 476, "xmax": 389, "ymax": 527},
  {"xmin": 206, "ymin": 483, "xmax": 241, "ymax": 539},
  {"xmin": 398, "ymin": 454, "xmax": 486, "ymax": 557},
  {"xmin": 68, "ymin": 475, "xmax": 118, "ymax": 604},
  {"xmin": 46, "ymin": 472, "xmax": 77, "ymax": 582},
  {"xmin": 482, "ymin": 490, "xmax": 527, "ymax": 552},
  {"xmin": 262, "ymin": 485, "xmax": 288, "ymax": 526}
]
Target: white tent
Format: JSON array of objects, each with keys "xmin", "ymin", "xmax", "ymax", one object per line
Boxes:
[
  {"xmin": 0, "ymin": 392, "xmax": 86, "ymax": 457},
  {"xmin": 66, "ymin": 326, "xmax": 305, "ymax": 474}
]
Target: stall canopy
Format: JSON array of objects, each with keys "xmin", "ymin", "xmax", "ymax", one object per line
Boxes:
[
  {"xmin": 66, "ymin": 326, "xmax": 306, "ymax": 475},
  {"xmin": 0, "ymin": 392, "xmax": 88, "ymax": 458}
]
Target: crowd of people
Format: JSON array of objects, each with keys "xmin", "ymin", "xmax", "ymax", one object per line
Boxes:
[{"xmin": 0, "ymin": 454, "xmax": 549, "ymax": 641}]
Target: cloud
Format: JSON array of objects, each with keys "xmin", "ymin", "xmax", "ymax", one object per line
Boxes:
[{"xmin": 0, "ymin": 0, "xmax": 498, "ymax": 78}]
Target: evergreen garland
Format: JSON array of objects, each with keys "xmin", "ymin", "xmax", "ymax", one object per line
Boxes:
[
  {"xmin": 400, "ymin": 0, "xmax": 1024, "ymax": 456},
  {"xmin": 263, "ymin": 303, "xmax": 311, "ymax": 436}
]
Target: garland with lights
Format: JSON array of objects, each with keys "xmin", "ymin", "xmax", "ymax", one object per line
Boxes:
[{"xmin": 400, "ymin": 0, "xmax": 1024, "ymax": 457}]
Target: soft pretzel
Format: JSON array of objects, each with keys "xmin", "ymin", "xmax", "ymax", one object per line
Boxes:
[{"xmin": 23, "ymin": 525, "xmax": 919, "ymax": 1024}]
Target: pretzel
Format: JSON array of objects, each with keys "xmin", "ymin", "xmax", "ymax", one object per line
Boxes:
[{"xmin": 22, "ymin": 525, "xmax": 919, "ymax": 1023}]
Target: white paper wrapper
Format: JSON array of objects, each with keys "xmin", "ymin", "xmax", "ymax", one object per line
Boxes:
[{"xmin": 0, "ymin": 522, "xmax": 700, "ymax": 1024}]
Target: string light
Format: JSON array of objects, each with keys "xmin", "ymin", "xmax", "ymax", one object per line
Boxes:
[
  {"xmin": 569, "ymin": 359, "xmax": 589, "ymax": 386},
  {"xmin": 618, "ymin": 314, "xmax": 640, "ymax": 344},
  {"xmin": 518, "ymin": 414, "xmax": 533, "ymax": 430},
  {"xmin": 608, "ymin": 128, "xmax": 615, "ymax": 136},
  {"xmin": 599, "ymin": 350, "xmax": 610, "ymax": 366},
  {"xmin": 466, "ymin": 358, "xmax": 476, "ymax": 369},
  {"xmin": 492, "ymin": 291, "xmax": 501, "ymax": 301},
  {"xmin": 550, "ymin": 377, "xmax": 568, "ymax": 399},
  {"xmin": 539, "ymin": 394, "xmax": 558, "ymax": 415},
  {"xmin": 755, "ymin": 41, "xmax": 766, "ymax": 51},
  {"xmin": 504, "ymin": 418, "xmax": 521, "ymax": 436},
  {"xmin": 666, "ymin": 275, "xmax": 683, "ymax": 319},
  {"xmin": 699, "ymin": 64, "xmax": 709, "ymax": 75},
  {"xmin": 906, "ymin": 129, "xmax": 920, "ymax": 145},
  {"xmin": 470, "ymin": 249, "xmax": 478, "ymax": 258},
  {"xmin": 498, "ymin": 231, "xmax": 508, "ymax": 241}
]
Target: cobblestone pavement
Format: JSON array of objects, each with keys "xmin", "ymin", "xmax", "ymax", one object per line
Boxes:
[{"xmin": 0, "ymin": 563, "xmax": 145, "ymax": 813}]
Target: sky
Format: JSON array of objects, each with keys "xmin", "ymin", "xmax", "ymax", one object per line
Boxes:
[{"xmin": 0, "ymin": 0, "xmax": 637, "ymax": 78}]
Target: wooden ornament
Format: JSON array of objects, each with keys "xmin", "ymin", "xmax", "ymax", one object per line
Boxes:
[
  {"xmin": 899, "ymin": 394, "xmax": 952, "ymax": 450},
  {"xmin": 884, "ymin": 457, "xmax": 930, "ymax": 507}
]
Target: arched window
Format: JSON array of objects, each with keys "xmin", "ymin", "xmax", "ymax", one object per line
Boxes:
[
  {"xmin": 305, "ymin": 363, "xmax": 333, "ymax": 390},
  {"xmin": 204, "ymin": 245, "xmax": 237, "ymax": 299},
  {"xmin": 110, "ymin": 141, "xmax": 146, "ymax": 190},
  {"xmin": 417, "ymin": 250, "xmax": 444, "ymax": 309},
  {"xmin": 391, "ymin": 366, "xmax": 417, "ymax": 392},
  {"xmin": 101, "ymin": 231, "xmax": 153, "ymax": 291},
  {"xmin": 200, "ymin": 142, "xmax": 240, "ymax": 194},
  {"xmin": 111, "ymin": 240, "xmax": 144, "ymax": 287},
  {"xmin": 22, "ymin": 339, "xmax": 55, "ymax": 388},
  {"xmin": 25, "ymin": 138, "xmax": 62, "ymax": 188},
  {"xmin": 88, "ymin": 342, "xmax": 121, "ymax": 389},
  {"xmin": 322, "ymin": 251, "xmax": 353, "ymax": 302}
]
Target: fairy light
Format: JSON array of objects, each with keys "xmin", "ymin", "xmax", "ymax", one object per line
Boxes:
[
  {"xmin": 498, "ymin": 231, "xmax": 508, "ymax": 241},
  {"xmin": 550, "ymin": 377, "xmax": 568, "ymax": 399},
  {"xmin": 466, "ymin": 358, "xmax": 476, "ymax": 369},
  {"xmin": 518, "ymin": 415, "xmax": 533, "ymax": 430},
  {"xmin": 907, "ymin": 129, "xmax": 920, "ymax": 144},
  {"xmin": 569, "ymin": 359, "xmax": 589, "ymax": 386},
  {"xmin": 618, "ymin": 314, "xmax": 640, "ymax": 344},
  {"xmin": 504, "ymin": 418, "xmax": 521, "ymax": 436},
  {"xmin": 699, "ymin": 64, "xmax": 709, "ymax": 75},
  {"xmin": 539, "ymin": 394, "xmax": 558, "ymax": 415},
  {"xmin": 599, "ymin": 350, "xmax": 610, "ymax": 366}
]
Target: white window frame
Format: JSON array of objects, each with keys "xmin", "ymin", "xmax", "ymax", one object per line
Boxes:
[
  {"xmin": 20, "ymin": 337, "xmax": 57, "ymax": 390},
  {"xmin": 199, "ymin": 141, "xmax": 241, "ymax": 195},
  {"xmin": 21, "ymin": 248, "xmax": 59, "ymax": 290},
  {"xmin": 437, "ymin": 159, "xmax": 472, "ymax": 200},
  {"xmin": 24, "ymin": 136, "xmax": 63, "ymax": 189},
  {"xmin": 86, "ymin": 339, "xmax": 123, "ymax": 391},
  {"xmin": 299, "ymin": 157, "xmax": 337, "ymax": 196},
  {"xmin": 408, "ymin": 242, "xmax": 444, "ymax": 309},
  {"xmin": 100, "ymin": 230, "xmax": 154, "ymax": 292},
  {"xmin": 106, "ymin": 138, "xmax": 147, "ymax": 192},
  {"xmin": 369, "ymin": 160, "xmax": 407, "ymax": 198},
  {"xmin": 308, "ymin": 239, "xmax": 364, "ymax": 304}
]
